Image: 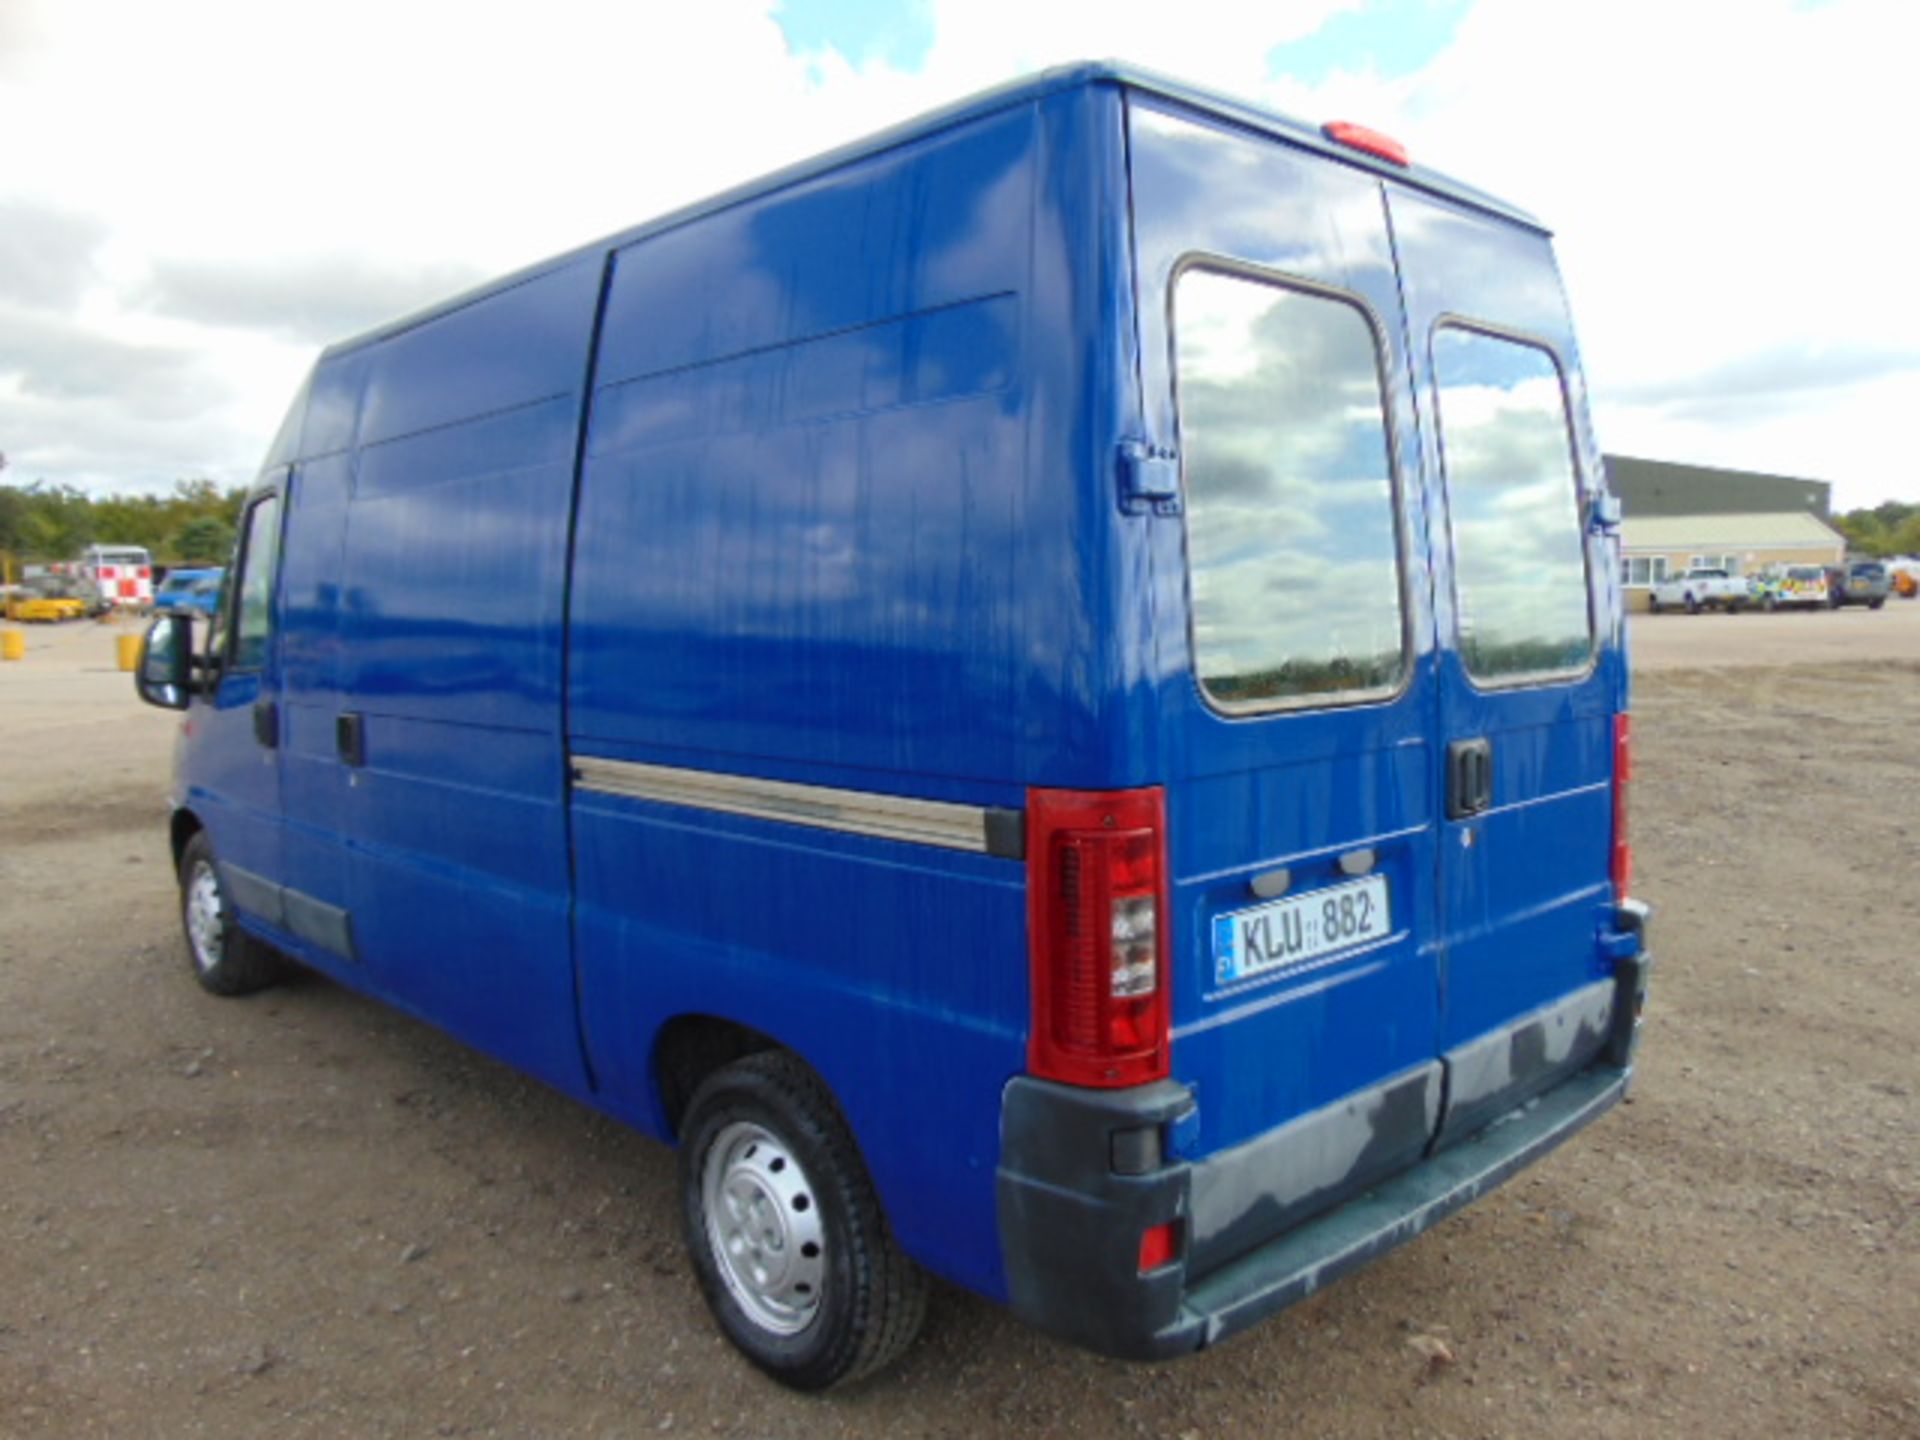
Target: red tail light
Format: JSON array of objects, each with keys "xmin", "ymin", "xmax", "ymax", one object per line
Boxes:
[
  {"xmin": 1026, "ymin": 786, "xmax": 1170, "ymax": 1088},
  {"xmin": 1611, "ymin": 714, "xmax": 1632, "ymax": 898}
]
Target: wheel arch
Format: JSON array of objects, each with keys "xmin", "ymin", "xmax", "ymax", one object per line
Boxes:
[
  {"xmin": 169, "ymin": 807, "xmax": 205, "ymax": 876},
  {"xmin": 651, "ymin": 1013, "xmax": 786, "ymax": 1142}
]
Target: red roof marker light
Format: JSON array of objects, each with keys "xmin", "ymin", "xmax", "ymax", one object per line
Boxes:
[{"xmin": 1322, "ymin": 120, "xmax": 1409, "ymax": 167}]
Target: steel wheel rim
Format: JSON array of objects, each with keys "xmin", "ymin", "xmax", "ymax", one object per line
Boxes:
[
  {"xmin": 701, "ymin": 1120, "xmax": 826, "ymax": 1335},
  {"xmin": 185, "ymin": 861, "xmax": 224, "ymax": 973}
]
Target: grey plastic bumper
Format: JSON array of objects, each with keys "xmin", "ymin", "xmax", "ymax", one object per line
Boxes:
[
  {"xmin": 1165, "ymin": 1058, "xmax": 1627, "ymax": 1353},
  {"xmin": 996, "ymin": 934, "xmax": 1650, "ymax": 1361}
]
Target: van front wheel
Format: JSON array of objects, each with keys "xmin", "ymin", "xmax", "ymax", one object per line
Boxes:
[
  {"xmin": 177, "ymin": 832, "xmax": 285, "ymax": 997},
  {"xmin": 678, "ymin": 1051, "xmax": 927, "ymax": 1390}
]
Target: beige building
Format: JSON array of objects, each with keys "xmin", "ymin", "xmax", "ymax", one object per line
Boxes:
[
  {"xmin": 1618, "ymin": 511, "xmax": 1845, "ymax": 611},
  {"xmin": 1604, "ymin": 455, "xmax": 1847, "ymax": 613}
]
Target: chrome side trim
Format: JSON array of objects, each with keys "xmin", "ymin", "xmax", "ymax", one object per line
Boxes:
[{"xmin": 572, "ymin": 755, "xmax": 1015, "ymax": 856}]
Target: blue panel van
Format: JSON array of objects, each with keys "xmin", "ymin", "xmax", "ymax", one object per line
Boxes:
[{"xmin": 135, "ymin": 64, "xmax": 1652, "ymax": 1389}]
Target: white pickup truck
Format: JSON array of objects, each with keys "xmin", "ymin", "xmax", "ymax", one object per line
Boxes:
[{"xmin": 1649, "ymin": 568, "xmax": 1748, "ymax": 613}]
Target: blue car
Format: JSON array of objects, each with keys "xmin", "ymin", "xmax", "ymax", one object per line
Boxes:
[
  {"xmin": 133, "ymin": 63, "xmax": 1649, "ymax": 1389},
  {"xmin": 153, "ymin": 567, "xmax": 224, "ymax": 617}
]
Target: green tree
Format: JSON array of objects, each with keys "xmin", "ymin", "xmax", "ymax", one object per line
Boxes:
[
  {"xmin": 166, "ymin": 514, "xmax": 235, "ymax": 564},
  {"xmin": 0, "ymin": 484, "xmax": 29, "ymax": 558},
  {"xmin": 15, "ymin": 484, "xmax": 94, "ymax": 559},
  {"xmin": 0, "ymin": 477, "xmax": 248, "ymax": 563},
  {"xmin": 1836, "ymin": 500, "xmax": 1918, "ymax": 557},
  {"xmin": 90, "ymin": 493, "xmax": 169, "ymax": 551}
]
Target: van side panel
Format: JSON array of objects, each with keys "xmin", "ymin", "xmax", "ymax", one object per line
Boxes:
[
  {"xmin": 570, "ymin": 103, "xmax": 1089, "ymax": 786},
  {"xmin": 334, "ymin": 259, "xmax": 603, "ymax": 1094},
  {"xmin": 568, "ymin": 92, "xmax": 1132, "ymax": 1298}
]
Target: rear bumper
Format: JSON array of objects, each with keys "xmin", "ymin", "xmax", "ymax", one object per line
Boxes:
[
  {"xmin": 997, "ymin": 924, "xmax": 1651, "ymax": 1361},
  {"xmin": 1162, "ymin": 1059, "xmax": 1626, "ymax": 1354}
]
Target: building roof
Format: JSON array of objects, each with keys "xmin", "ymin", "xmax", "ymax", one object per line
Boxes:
[
  {"xmin": 1621, "ymin": 510, "xmax": 1845, "ymax": 552},
  {"xmin": 1605, "ymin": 454, "xmax": 1831, "ymax": 521}
]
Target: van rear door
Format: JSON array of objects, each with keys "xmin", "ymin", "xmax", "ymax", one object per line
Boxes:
[
  {"xmin": 1127, "ymin": 100, "xmax": 1447, "ymax": 1273},
  {"xmin": 1386, "ymin": 188, "xmax": 1623, "ymax": 1145}
]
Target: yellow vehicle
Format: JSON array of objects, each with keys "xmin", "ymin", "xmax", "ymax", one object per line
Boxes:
[
  {"xmin": 1893, "ymin": 568, "xmax": 1918, "ymax": 600},
  {"xmin": 5, "ymin": 577, "xmax": 90, "ymax": 622}
]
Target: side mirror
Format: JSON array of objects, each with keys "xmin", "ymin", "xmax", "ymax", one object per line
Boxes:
[{"xmin": 136, "ymin": 613, "xmax": 194, "ymax": 711}]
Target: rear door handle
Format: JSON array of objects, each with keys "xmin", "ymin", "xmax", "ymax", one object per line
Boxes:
[
  {"xmin": 1447, "ymin": 737, "xmax": 1492, "ymax": 819},
  {"xmin": 252, "ymin": 699, "xmax": 279, "ymax": 749},
  {"xmin": 336, "ymin": 711, "xmax": 366, "ymax": 768}
]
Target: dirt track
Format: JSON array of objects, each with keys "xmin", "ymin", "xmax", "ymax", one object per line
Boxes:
[{"xmin": 2, "ymin": 617, "xmax": 1916, "ymax": 1438}]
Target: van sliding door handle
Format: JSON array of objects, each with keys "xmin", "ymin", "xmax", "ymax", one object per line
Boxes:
[
  {"xmin": 1447, "ymin": 737, "xmax": 1492, "ymax": 819},
  {"xmin": 252, "ymin": 699, "xmax": 279, "ymax": 749},
  {"xmin": 336, "ymin": 711, "xmax": 366, "ymax": 768}
]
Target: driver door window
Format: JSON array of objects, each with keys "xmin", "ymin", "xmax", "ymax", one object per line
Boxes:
[{"xmin": 223, "ymin": 495, "xmax": 282, "ymax": 674}]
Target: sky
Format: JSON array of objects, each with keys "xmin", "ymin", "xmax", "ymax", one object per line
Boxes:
[{"xmin": 0, "ymin": 0, "xmax": 1914, "ymax": 511}]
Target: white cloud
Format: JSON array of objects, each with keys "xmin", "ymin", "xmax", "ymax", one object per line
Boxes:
[
  {"xmin": 1261, "ymin": 0, "xmax": 1919, "ymax": 507},
  {"xmin": 0, "ymin": 0, "xmax": 911, "ymax": 492},
  {"xmin": 1, "ymin": 0, "xmax": 1912, "ymax": 508}
]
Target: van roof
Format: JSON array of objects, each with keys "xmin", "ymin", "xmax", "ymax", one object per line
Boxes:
[{"xmin": 325, "ymin": 61, "xmax": 1544, "ymax": 360}]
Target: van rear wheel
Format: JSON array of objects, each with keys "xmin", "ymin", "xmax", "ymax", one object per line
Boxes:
[
  {"xmin": 177, "ymin": 832, "xmax": 286, "ymax": 997},
  {"xmin": 678, "ymin": 1051, "xmax": 926, "ymax": 1390}
]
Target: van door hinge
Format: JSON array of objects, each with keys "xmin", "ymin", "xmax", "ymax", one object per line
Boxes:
[
  {"xmin": 1117, "ymin": 439, "xmax": 1180, "ymax": 514},
  {"xmin": 1588, "ymin": 492, "xmax": 1623, "ymax": 534}
]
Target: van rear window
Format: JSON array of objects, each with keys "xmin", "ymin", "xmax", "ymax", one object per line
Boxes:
[
  {"xmin": 1174, "ymin": 267, "xmax": 1405, "ymax": 710},
  {"xmin": 1431, "ymin": 327, "xmax": 1593, "ymax": 684}
]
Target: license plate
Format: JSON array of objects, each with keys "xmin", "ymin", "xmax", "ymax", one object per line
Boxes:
[{"xmin": 1213, "ymin": 875, "xmax": 1391, "ymax": 985}]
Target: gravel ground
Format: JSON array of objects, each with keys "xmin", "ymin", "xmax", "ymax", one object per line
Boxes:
[
  {"xmin": 1, "ymin": 616, "xmax": 1916, "ymax": 1438},
  {"xmin": 1628, "ymin": 591, "xmax": 1920, "ymax": 672}
]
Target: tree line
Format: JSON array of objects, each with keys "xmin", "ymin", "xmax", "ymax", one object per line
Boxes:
[
  {"xmin": 1834, "ymin": 500, "xmax": 1920, "ymax": 559},
  {"xmin": 1, "ymin": 470, "xmax": 1913, "ymax": 572},
  {"xmin": 0, "ymin": 479, "xmax": 248, "ymax": 567}
]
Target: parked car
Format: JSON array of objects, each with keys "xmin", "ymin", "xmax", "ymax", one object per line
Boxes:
[
  {"xmin": 1750, "ymin": 564, "xmax": 1831, "ymax": 611},
  {"xmin": 7, "ymin": 574, "xmax": 90, "ymax": 622},
  {"xmin": 130, "ymin": 63, "xmax": 1650, "ymax": 1389},
  {"xmin": 1827, "ymin": 561, "xmax": 1890, "ymax": 609},
  {"xmin": 154, "ymin": 567, "xmax": 224, "ymax": 617},
  {"xmin": 1876, "ymin": 557, "xmax": 1915, "ymax": 599},
  {"xmin": 1648, "ymin": 567, "xmax": 1747, "ymax": 614}
]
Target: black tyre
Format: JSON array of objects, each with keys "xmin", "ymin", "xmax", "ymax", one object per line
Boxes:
[
  {"xmin": 678, "ymin": 1051, "xmax": 927, "ymax": 1390},
  {"xmin": 1869, "ymin": 597, "xmax": 1885, "ymax": 610},
  {"xmin": 177, "ymin": 831, "xmax": 286, "ymax": 996}
]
